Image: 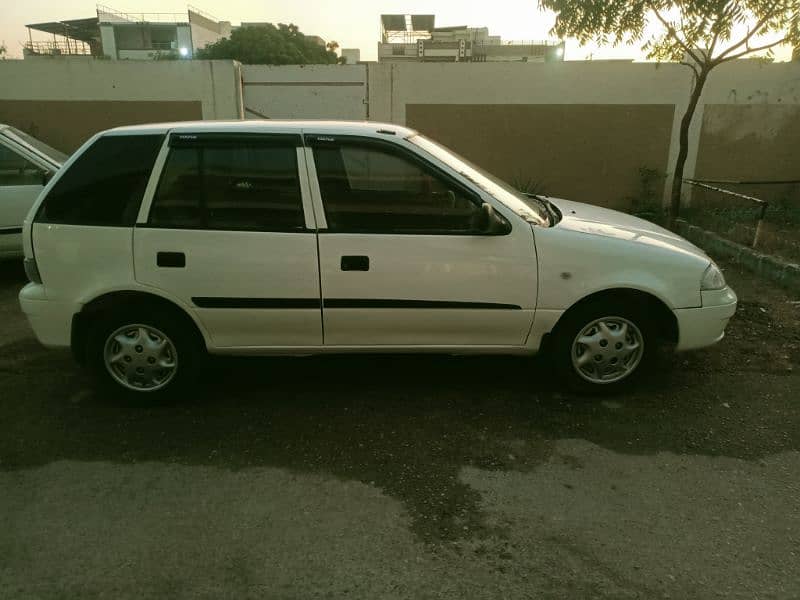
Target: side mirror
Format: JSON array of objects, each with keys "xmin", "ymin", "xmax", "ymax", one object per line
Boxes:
[{"xmin": 475, "ymin": 202, "xmax": 509, "ymax": 234}]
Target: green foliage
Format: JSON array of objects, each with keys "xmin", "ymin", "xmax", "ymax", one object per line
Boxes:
[
  {"xmin": 539, "ymin": 0, "xmax": 800, "ymax": 71},
  {"xmin": 196, "ymin": 23, "xmax": 338, "ymax": 65},
  {"xmin": 540, "ymin": 0, "xmax": 800, "ymax": 225},
  {"xmin": 0, "ymin": 43, "xmax": 7, "ymax": 59}
]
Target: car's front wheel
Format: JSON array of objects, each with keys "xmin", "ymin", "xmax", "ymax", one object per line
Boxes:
[
  {"xmin": 552, "ymin": 299, "xmax": 655, "ymax": 392},
  {"xmin": 86, "ymin": 308, "xmax": 202, "ymax": 399}
]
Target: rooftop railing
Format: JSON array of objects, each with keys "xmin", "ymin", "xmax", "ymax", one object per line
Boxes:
[
  {"xmin": 23, "ymin": 40, "xmax": 92, "ymax": 55},
  {"xmin": 96, "ymin": 4, "xmax": 187, "ymax": 24}
]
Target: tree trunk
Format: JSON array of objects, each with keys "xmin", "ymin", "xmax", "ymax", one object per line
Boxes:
[{"xmin": 669, "ymin": 69, "xmax": 709, "ymax": 230}]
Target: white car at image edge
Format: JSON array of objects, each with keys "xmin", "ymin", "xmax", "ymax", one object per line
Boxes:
[
  {"xmin": 0, "ymin": 124, "xmax": 66, "ymax": 259},
  {"xmin": 18, "ymin": 120, "xmax": 737, "ymax": 397}
]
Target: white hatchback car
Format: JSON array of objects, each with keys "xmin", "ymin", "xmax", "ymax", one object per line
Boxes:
[
  {"xmin": 1, "ymin": 124, "xmax": 65, "ymax": 259},
  {"xmin": 19, "ymin": 121, "xmax": 737, "ymax": 396}
]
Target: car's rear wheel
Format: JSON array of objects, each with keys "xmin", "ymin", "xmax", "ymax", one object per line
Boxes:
[
  {"xmin": 86, "ymin": 308, "xmax": 201, "ymax": 399},
  {"xmin": 552, "ymin": 299, "xmax": 656, "ymax": 393}
]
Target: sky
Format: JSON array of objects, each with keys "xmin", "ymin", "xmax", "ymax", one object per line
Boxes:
[{"xmin": 1, "ymin": 0, "xmax": 792, "ymax": 61}]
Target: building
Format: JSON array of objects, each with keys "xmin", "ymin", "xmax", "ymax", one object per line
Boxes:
[
  {"xmin": 378, "ymin": 14, "xmax": 564, "ymax": 63},
  {"xmin": 340, "ymin": 49, "xmax": 361, "ymax": 64},
  {"xmin": 24, "ymin": 4, "xmax": 231, "ymax": 60}
]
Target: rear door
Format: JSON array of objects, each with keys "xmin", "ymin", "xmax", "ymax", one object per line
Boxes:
[
  {"xmin": 134, "ymin": 132, "xmax": 322, "ymax": 349},
  {"xmin": 307, "ymin": 135, "xmax": 537, "ymax": 347}
]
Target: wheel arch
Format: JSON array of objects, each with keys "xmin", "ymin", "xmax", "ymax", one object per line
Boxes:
[
  {"xmin": 549, "ymin": 287, "xmax": 679, "ymax": 347},
  {"xmin": 71, "ymin": 290, "xmax": 208, "ymax": 365}
]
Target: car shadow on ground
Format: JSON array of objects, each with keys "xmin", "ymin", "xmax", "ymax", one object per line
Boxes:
[{"xmin": 1, "ymin": 259, "xmax": 797, "ymax": 542}]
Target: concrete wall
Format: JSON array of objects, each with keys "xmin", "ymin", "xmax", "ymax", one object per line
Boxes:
[
  {"xmin": 2, "ymin": 57, "xmax": 798, "ymax": 210},
  {"xmin": 365, "ymin": 60, "xmax": 800, "ymax": 208},
  {"xmin": 176, "ymin": 26, "xmax": 193, "ymax": 56},
  {"xmin": 241, "ymin": 65, "xmax": 367, "ymax": 120},
  {"xmin": 189, "ymin": 10, "xmax": 231, "ymax": 53},
  {"xmin": 0, "ymin": 58, "xmax": 243, "ymax": 152},
  {"xmin": 406, "ymin": 103, "xmax": 674, "ymax": 208}
]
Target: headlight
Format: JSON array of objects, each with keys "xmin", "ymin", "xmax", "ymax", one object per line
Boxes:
[{"xmin": 701, "ymin": 263, "xmax": 726, "ymax": 290}]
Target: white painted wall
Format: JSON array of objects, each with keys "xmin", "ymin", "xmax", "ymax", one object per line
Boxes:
[
  {"xmin": 176, "ymin": 26, "xmax": 193, "ymax": 57},
  {"xmin": 99, "ymin": 25, "xmax": 116, "ymax": 59},
  {"xmin": 241, "ymin": 65, "xmax": 367, "ymax": 120},
  {"xmin": 0, "ymin": 58, "xmax": 242, "ymax": 120},
  {"xmin": 365, "ymin": 60, "xmax": 800, "ymax": 204},
  {"xmin": 4, "ymin": 58, "xmax": 798, "ymax": 206}
]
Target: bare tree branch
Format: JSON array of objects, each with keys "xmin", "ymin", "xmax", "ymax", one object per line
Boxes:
[
  {"xmin": 708, "ymin": 0, "xmax": 737, "ymax": 56},
  {"xmin": 648, "ymin": 3, "xmax": 705, "ymax": 65},
  {"xmin": 718, "ymin": 35, "xmax": 790, "ymax": 62},
  {"xmin": 715, "ymin": 0, "xmax": 782, "ymax": 61}
]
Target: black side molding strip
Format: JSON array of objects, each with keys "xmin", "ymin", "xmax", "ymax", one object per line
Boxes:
[
  {"xmin": 192, "ymin": 298, "xmax": 521, "ymax": 310},
  {"xmin": 324, "ymin": 299, "xmax": 521, "ymax": 310},
  {"xmin": 0, "ymin": 227, "xmax": 23, "ymax": 235},
  {"xmin": 193, "ymin": 298, "xmax": 321, "ymax": 309}
]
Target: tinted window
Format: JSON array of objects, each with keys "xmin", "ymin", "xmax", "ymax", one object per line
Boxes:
[
  {"xmin": 313, "ymin": 143, "xmax": 481, "ymax": 234},
  {"xmin": 38, "ymin": 134, "xmax": 164, "ymax": 226},
  {"xmin": 149, "ymin": 142, "xmax": 304, "ymax": 231},
  {"xmin": 0, "ymin": 143, "xmax": 44, "ymax": 186}
]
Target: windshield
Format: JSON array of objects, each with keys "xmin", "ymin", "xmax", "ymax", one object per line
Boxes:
[
  {"xmin": 4, "ymin": 127, "xmax": 68, "ymax": 165},
  {"xmin": 407, "ymin": 134, "xmax": 550, "ymax": 227}
]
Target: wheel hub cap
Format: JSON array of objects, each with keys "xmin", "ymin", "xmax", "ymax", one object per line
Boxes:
[
  {"xmin": 103, "ymin": 324, "xmax": 178, "ymax": 392},
  {"xmin": 571, "ymin": 317, "xmax": 644, "ymax": 384}
]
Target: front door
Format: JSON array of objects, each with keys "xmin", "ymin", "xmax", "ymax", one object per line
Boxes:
[
  {"xmin": 307, "ymin": 136, "xmax": 537, "ymax": 347},
  {"xmin": 0, "ymin": 140, "xmax": 46, "ymax": 257},
  {"xmin": 134, "ymin": 133, "xmax": 322, "ymax": 348}
]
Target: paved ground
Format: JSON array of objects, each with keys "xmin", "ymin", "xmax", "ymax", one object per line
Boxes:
[{"xmin": 1, "ymin": 259, "xmax": 798, "ymax": 599}]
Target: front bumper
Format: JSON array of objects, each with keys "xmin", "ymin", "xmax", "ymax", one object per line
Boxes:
[
  {"xmin": 18, "ymin": 283, "xmax": 76, "ymax": 348},
  {"xmin": 674, "ymin": 287, "xmax": 738, "ymax": 351}
]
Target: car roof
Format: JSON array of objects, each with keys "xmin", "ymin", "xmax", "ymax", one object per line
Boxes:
[{"xmin": 102, "ymin": 120, "xmax": 417, "ymax": 139}]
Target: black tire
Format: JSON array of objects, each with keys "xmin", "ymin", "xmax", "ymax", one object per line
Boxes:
[
  {"xmin": 551, "ymin": 298, "xmax": 657, "ymax": 394},
  {"xmin": 85, "ymin": 305, "xmax": 203, "ymax": 401}
]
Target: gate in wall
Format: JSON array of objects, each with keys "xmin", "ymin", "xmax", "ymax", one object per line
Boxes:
[{"xmin": 241, "ymin": 65, "xmax": 368, "ymax": 121}]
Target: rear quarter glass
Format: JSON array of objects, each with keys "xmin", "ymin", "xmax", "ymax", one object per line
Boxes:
[{"xmin": 35, "ymin": 134, "xmax": 165, "ymax": 227}]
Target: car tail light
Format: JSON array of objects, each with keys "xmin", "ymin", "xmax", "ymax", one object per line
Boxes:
[{"xmin": 24, "ymin": 257, "xmax": 42, "ymax": 284}]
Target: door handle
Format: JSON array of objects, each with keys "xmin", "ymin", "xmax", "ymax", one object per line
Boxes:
[
  {"xmin": 157, "ymin": 251, "xmax": 185, "ymax": 268},
  {"xmin": 341, "ymin": 255, "xmax": 369, "ymax": 271}
]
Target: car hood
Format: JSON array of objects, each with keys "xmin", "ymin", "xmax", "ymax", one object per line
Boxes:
[{"xmin": 544, "ymin": 197, "xmax": 709, "ymax": 260}]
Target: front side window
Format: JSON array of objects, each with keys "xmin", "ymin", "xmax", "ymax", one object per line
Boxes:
[
  {"xmin": 149, "ymin": 140, "xmax": 304, "ymax": 232},
  {"xmin": 313, "ymin": 142, "xmax": 482, "ymax": 234},
  {"xmin": 408, "ymin": 134, "xmax": 550, "ymax": 227},
  {"xmin": 0, "ymin": 143, "xmax": 44, "ymax": 187},
  {"xmin": 37, "ymin": 134, "xmax": 164, "ymax": 226}
]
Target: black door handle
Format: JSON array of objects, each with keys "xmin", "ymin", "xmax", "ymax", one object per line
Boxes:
[
  {"xmin": 341, "ymin": 255, "xmax": 369, "ymax": 271},
  {"xmin": 157, "ymin": 252, "xmax": 185, "ymax": 268}
]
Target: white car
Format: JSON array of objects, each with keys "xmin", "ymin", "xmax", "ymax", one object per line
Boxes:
[
  {"xmin": 0, "ymin": 124, "xmax": 66, "ymax": 259},
  {"xmin": 18, "ymin": 121, "xmax": 737, "ymax": 396}
]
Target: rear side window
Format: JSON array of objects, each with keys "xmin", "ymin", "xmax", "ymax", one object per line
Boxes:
[
  {"xmin": 37, "ymin": 134, "xmax": 164, "ymax": 226},
  {"xmin": 148, "ymin": 138, "xmax": 304, "ymax": 232},
  {"xmin": 0, "ymin": 142, "xmax": 45, "ymax": 186}
]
